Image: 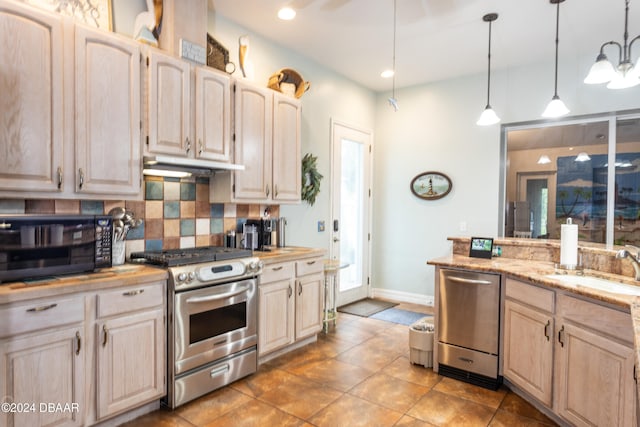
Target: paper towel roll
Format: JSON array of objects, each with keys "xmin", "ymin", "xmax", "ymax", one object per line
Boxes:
[{"xmin": 560, "ymin": 218, "xmax": 578, "ymax": 267}]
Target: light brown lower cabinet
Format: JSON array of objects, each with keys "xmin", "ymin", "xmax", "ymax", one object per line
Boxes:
[
  {"xmin": 504, "ymin": 277, "xmax": 637, "ymax": 427},
  {"xmin": 258, "ymin": 257, "xmax": 324, "ymax": 358},
  {"xmin": 0, "ymin": 280, "xmax": 166, "ymax": 427},
  {"xmin": 0, "ymin": 326, "xmax": 85, "ymax": 427},
  {"xmin": 96, "ymin": 309, "xmax": 165, "ymax": 420},
  {"xmin": 504, "ymin": 299, "xmax": 554, "ymax": 406}
]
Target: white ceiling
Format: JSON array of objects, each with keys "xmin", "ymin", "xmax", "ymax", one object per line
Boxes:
[{"xmin": 209, "ymin": 0, "xmax": 639, "ymax": 92}]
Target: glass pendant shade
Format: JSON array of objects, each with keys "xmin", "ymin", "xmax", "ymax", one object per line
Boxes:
[
  {"xmin": 537, "ymin": 155, "xmax": 551, "ymax": 164},
  {"xmin": 584, "ymin": 53, "xmax": 617, "ymax": 84},
  {"xmin": 575, "ymin": 152, "xmax": 591, "ymax": 162},
  {"xmin": 606, "ymin": 62, "xmax": 640, "ymax": 89},
  {"xmin": 542, "ymin": 95, "xmax": 570, "ymax": 118},
  {"xmin": 476, "ymin": 105, "xmax": 500, "ymax": 126}
]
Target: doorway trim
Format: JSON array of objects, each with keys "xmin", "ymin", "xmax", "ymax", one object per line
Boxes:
[{"xmin": 329, "ymin": 118, "xmax": 373, "ymax": 306}]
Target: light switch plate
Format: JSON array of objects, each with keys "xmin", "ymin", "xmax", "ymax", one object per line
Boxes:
[{"xmin": 318, "ymin": 221, "xmax": 325, "ymax": 232}]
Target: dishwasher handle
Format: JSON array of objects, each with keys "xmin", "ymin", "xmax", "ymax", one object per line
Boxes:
[{"xmin": 447, "ymin": 276, "xmax": 493, "ymax": 285}]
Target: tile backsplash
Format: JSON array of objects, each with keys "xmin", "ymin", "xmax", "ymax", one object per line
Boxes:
[{"xmin": 0, "ymin": 176, "xmax": 279, "ymax": 257}]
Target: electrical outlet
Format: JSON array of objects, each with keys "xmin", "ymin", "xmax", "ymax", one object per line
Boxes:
[
  {"xmin": 459, "ymin": 221, "xmax": 467, "ymax": 232},
  {"xmin": 318, "ymin": 221, "xmax": 325, "ymax": 232}
]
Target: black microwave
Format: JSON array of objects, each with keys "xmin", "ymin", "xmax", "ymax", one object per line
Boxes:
[{"xmin": 0, "ymin": 214, "xmax": 113, "ymax": 283}]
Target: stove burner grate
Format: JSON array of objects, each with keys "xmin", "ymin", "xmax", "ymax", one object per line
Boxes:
[{"xmin": 130, "ymin": 246, "xmax": 252, "ymax": 267}]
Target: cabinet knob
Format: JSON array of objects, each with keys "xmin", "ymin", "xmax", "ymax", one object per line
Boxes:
[
  {"xmin": 185, "ymin": 137, "xmax": 191, "ymax": 154},
  {"xmin": 288, "ymin": 284, "xmax": 292, "ymax": 298},
  {"xmin": 558, "ymin": 325, "xmax": 565, "ymax": 347},
  {"xmin": 198, "ymin": 139, "xmax": 203, "ymax": 156},
  {"xmin": 266, "ymin": 184, "xmax": 270, "ymax": 197}
]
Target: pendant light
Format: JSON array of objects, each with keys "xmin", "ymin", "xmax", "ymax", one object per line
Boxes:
[
  {"xmin": 388, "ymin": 0, "xmax": 399, "ymax": 111},
  {"xmin": 584, "ymin": 0, "xmax": 639, "ymax": 89},
  {"xmin": 542, "ymin": 0, "xmax": 570, "ymax": 118},
  {"xmin": 477, "ymin": 13, "xmax": 500, "ymax": 126}
]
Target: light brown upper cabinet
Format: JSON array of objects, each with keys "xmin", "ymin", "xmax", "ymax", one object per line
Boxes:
[
  {"xmin": 211, "ymin": 80, "xmax": 301, "ymax": 204},
  {"xmin": 146, "ymin": 48, "xmax": 232, "ymax": 162},
  {"xmin": 0, "ymin": 2, "xmax": 64, "ymax": 193},
  {"xmin": 0, "ymin": 1, "xmax": 142, "ymax": 199},
  {"xmin": 74, "ymin": 25, "xmax": 142, "ymax": 197}
]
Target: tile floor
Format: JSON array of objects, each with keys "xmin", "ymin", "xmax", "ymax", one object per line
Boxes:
[{"xmin": 122, "ymin": 302, "xmax": 558, "ymax": 427}]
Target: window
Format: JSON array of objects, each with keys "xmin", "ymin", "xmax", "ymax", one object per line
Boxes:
[{"xmin": 501, "ymin": 111, "xmax": 640, "ymax": 246}]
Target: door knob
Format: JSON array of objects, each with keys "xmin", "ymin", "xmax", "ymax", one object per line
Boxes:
[{"xmin": 333, "ymin": 237, "xmax": 340, "ymax": 242}]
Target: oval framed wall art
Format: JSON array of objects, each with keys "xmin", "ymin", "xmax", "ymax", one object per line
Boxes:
[{"xmin": 410, "ymin": 171, "xmax": 452, "ymax": 200}]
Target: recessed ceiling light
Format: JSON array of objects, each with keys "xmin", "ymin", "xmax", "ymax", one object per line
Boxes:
[
  {"xmin": 381, "ymin": 69, "xmax": 394, "ymax": 78},
  {"xmin": 278, "ymin": 7, "xmax": 296, "ymax": 20}
]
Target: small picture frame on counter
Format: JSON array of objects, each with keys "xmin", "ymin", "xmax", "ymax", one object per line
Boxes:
[{"xmin": 469, "ymin": 237, "xmax": 494, "ymax": 259}]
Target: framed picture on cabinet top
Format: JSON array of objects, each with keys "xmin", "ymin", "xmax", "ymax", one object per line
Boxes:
[
  {"xmin": 410, "ymin": 171, "xmax": 452, "ymax": 200},
  {"xmin": 22, "ymin": 0, "xmax": 112, "ymax": 30}
]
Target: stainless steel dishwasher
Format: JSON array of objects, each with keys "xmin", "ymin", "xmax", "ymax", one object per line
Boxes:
[{"xmin": 437, "ymin": 268, "xmax": 502, "ymax": 389}]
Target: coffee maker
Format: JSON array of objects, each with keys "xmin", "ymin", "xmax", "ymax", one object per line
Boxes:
[{"xmin": 243, "ymin": 219, "xmax": 275, "ymax": 251}]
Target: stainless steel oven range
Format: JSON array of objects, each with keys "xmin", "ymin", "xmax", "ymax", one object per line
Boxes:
[{"xmin": 131, "ymin": 247, "xmax": 263, "ymax": 408}]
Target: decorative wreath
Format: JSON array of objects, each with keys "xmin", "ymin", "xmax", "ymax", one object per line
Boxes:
[{"xmin": 301, "ymin": 153, "xmax": 323, "ymax": 206}]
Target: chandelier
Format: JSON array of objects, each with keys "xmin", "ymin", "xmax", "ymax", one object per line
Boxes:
[{"xmin": 584, "ymin": 0, "xmax": 640, "ymax": 89}]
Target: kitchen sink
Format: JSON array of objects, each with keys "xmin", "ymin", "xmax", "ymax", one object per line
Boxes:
[{"xmin": 545, "ymin": 274, "xmax": 640, "ymax": 296}]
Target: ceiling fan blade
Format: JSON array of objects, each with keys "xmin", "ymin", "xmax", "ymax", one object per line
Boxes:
[
  {"xmin": 289, "ymin": 0, "xmax": 316, "ymax": 9},
  {"xmin": 321, "ymin": 0, "xmax": 350, "ymax": 11}
]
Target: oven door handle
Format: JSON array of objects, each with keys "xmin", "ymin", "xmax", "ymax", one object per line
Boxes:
[{"xmin": 185, "ymin": 285, "xmax": 250, "ymax": 304}]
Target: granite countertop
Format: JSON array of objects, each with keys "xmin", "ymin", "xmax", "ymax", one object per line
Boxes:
[
  {"xmin": 0, "ymin": 264, "xmax": 168, "ymax": 305},
  {"xmin": 254, "ymin": 246, "xmax": 326, "ymax": 264},
  {"xmin": 428, "ymin": 249, "xmax": 640, "ymax": 411},
  {"xmin": 428, "ymin": 254, "xmax": 639, "ymax": 308},
  {"xmin": 0, "ymin": 246, "xmax": 325, "ymax": 304}
]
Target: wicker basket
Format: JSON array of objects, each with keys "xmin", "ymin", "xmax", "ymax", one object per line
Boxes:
[{"xmin": 268, "ymin": 68, "xmax": 310, "ymax": 99}]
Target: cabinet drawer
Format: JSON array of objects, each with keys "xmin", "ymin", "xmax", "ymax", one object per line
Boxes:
[
  {"xmin": 506, "ymin": 278, "xmax": 554, "ymax": 313},
  {"xmin": 0, "ymin": 296, "xmax": 84, "ymax": 338},
  {"xmin": 97, "ymin": 282, "xmax": 164, "ymax": 318},
  {"xmin": 557, "ymin": 293, "xmax": 633, "ymax": 344},
  {"xmin": 296, "ymin": 257, "xmax": 323, "ymax": 277},
  {"xmin": 260, "ymin": 262, "xmax": 295, "ymax": 284}
]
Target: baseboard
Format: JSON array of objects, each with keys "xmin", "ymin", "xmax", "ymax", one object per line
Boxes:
[{"xmin": 371, "ymin": 288, "xmax": 434, "ymax": 306}]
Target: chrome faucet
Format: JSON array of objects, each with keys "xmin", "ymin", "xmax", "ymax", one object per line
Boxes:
[{"xmin": 616, "ymin": 245, "xmax": 640, "ymax": 280}]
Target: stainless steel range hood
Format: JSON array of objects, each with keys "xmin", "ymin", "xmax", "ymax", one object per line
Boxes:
[{"xmin": 143, "ymin": 155, "xmax": 244, "ymax": 177}]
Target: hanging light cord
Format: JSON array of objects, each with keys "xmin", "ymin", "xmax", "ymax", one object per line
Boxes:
[
  {"xmin": 485, "ymin": 18, "xmax": 493, "ymax": 106},
  {"xmin": 552, "ymin": 0, "xmax": 560, "ymax": 97},
  {"xmin": 392, "ymin": 0, "xmax": 397, "ymax": 99}
]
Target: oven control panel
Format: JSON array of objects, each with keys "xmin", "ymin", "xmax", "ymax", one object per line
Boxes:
[{"xmin": 170, "ymin": 257, "xmax": 263, "ymax": 290}]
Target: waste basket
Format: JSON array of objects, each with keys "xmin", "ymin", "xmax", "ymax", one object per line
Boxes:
[{"xmin": 409, "ymin": 317, "xmax": 434, "ymax": 368}]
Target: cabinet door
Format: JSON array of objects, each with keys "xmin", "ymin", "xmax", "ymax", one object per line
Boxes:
[
  {"xmin": 295, "ymin": 273, "xmax": 324, "ymax": 339},
  {"xmin": 272, "ymin": 93, "xmax": 301, "ymax": 202},
  {"xmin": 96, "ymin": 309, "xmax": 165, "ymax": 420},
  {"xmin": 503, "ymin": 300, "xmax": 553, "ymax": 407},
  {"xmin": 195, "ymin": 67, "xmax": 231, "ymax": 162},
  {"xmin": 0, "ymin": 2, "xmax": 64, "ymax": 192},
  {"xmin": 258, "ymin": 279, "xmax": 294, "ymax": 355},
  {"xmin": 555, "ymin": 322, "xmax": 636, "ymax": 427},
  {"xmin": 273, "ymin": 93, "xmax": 302, "ymax": 202},
  {"xmin": 0, "ymin": 327, "xmax": 84, "ymax": 427},
  {"xmin": 75, "ymin": 25, "xmax": 141, "ymax": 196},
  {"xmin": 147, "ymin": 50, "xmax": 191, "ymax": 156},
  {"xmin": 234, "ymin": 81, "xmax": 273, "ymax": 201}
]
